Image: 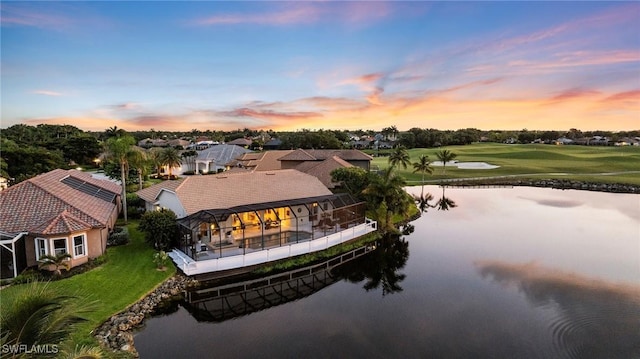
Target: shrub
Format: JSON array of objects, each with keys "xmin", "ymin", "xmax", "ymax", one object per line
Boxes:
[
  {"xmin": 153, "ymin": 250, "xmax": 169, "ymax": 270},
  {"xmin": 107, "ymin": 226, "xmax": 130, "ymax": 246},
  {"xmin": 139, "ymin": 209, "xmax": 179, "ymax": 251},
  {"xmin": 12, "ymin": 268, "xmax": 43, "ymax": 284}
]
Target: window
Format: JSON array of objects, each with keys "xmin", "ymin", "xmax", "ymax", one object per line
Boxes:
[
  {"xmin": 35, "ymin": 238, "xmax": 48, "ymax": 260},
  {"xmin": 53, "ymin": 238, "xmax": 67, "ymax": 256},
  {"xmin": 73, "ymin": 234, "xmax": 86, "ymax": 257}
]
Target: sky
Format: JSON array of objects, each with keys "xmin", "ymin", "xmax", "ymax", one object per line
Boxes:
[{"xmin": 1, "ymin": 1, "xmax": 639, "ymax": 133}]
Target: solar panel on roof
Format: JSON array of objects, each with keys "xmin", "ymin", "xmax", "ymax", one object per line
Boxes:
[{"xmin": 61, "ymin": 176, "xmax": 117, "ymax": 203}]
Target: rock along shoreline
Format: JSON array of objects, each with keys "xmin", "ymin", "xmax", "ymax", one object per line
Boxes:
[{"xmin": 94, "ymin": 275, "xmax": 198, "ymax": 357}]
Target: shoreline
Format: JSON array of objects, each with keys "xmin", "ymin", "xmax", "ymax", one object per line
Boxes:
[{"xmin": 419, "ymin": 179, "xmax": 640, "ymax": 194}]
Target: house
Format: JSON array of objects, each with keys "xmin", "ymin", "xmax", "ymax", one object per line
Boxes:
[
  {"xmin": 136, "ymin": 170, "xmax": 376, "ymax": 277},
  {"xmin": 263, "ymin": 138, "xmax": 282, "ymax": 150},
  {"xmin": 236, "ymin": 150, "xmax": 294, "ymax": 171},
  {"xmin": 226, "ymin": 138, "xmax": 252, "ymax": 147},
  {"xmin": 236, "ymin": 149, "xmax": 363, "ymax": 188},
  {"xmin": 195, "ymin": 144, "xmax": 253, "ymax": 174},
  {"xmin": 277, "ymin": 149, "xmax": 373, "ymax": 171},
  {"xmin": 0, "ymin": 169, "xmax": 121, "ymax": 279}
]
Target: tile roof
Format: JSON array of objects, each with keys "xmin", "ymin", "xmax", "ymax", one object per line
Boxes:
[
  {"xmin": 0, "ymin": 169, "xmax": 121, "ymax": 235},
  {"xmin": 295, "ymin": 156, "xmax": 353, "ymax": 188},
  {"xmin": 277, "ymin": 149, "xmax": 373, "ymax": 162},
  {"xmin": 236, "ymin": 150, "xmax": 293, "ymax": 171},
  {"xmin": 196, "ymin": 144, "xmax": 253, "ymax": 165},
  {"xmin": 136, "ymin": 169, "xmax": 332, "ymax": 216}
]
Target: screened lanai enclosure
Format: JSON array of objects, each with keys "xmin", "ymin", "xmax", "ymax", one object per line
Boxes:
[{"xmin": 176, "ymin": 193, "xmax": 367, "ymax": 261}]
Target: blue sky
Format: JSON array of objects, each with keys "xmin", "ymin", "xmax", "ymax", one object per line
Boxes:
[{"xmin": 1, "ymin": 1, "xmax": 639, "ymax": 132}]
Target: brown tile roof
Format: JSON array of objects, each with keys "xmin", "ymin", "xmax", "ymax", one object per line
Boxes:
[
  {"xmin": 30, "ymin": 210, "xmax": 94, "ymax": 235},
  {"xmin": 0, "ymin": 169, "xmax": 121, "ymax": 235},
  {"xmin": 277, "ymin": 149, "xmax": 373, "ymax": 162},
  {"xmin": 136, "ymin": 169, "xmax": 332, "ymax": 216},
  {"xmin": 237, "ymin": 150, "xmax": 293, "ymax": 171},
  {"xmin": 295, "ymin": 156, "xmax": 353, "ymax": 188}
]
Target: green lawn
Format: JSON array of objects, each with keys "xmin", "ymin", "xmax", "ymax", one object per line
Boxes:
[
  {"xmin": 371, "ymin": 143, "xmax": 640, "ymax": 185},
  {"xmin": 0, "ymin": 220, "xmax": 175, "ymax": 348}
]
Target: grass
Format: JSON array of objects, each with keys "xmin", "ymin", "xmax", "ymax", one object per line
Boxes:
[
  {"xmin": 371, "ymin": 143, "xmax": 640, "ymax": 185},
  {"xmin": 0, "ymin": 220, "xmax": 175, "ymax": 349}
]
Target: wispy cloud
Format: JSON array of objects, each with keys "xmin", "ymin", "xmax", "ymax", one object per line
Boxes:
[
  {"xmin": 1, "ymin": 3, "xmax": 72, "ymax": 29},
  {"xmin": 31, "ymin": 90, "xmax": 64, "ymax": 97},
  {"xmin": 189, "ymin": 2, "xmax": 395, "ymax": 27}
]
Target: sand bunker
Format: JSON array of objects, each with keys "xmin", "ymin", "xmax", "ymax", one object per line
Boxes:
[{"xmin": 432, "ymin": 161, "xmax": 500, "ymax": 169}]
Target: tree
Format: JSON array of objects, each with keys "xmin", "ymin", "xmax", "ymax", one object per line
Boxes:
[
  {"xmin": 139, "ymin": 209, "xmax": 180, "ymax": 251},
  {"xmin": 159, "ymin": 147, "xmax": 182, "ymax": 178},
  {"xmin": 388, "ymin": 146, "xmax": 411, "ymax": 170},
  {"xmin": 0, "ymin": 282, "xmax": 90, "ymax": 355},
  {"xmin": 412, "ymin": 154, "xmax": 433, "ymax": 199},
  {"xmin": 330, "ymin": 167, "xmax": 370, "ymax": 200},
  {"xmin": 128, "ymin": 147, "xmax": 148, "ymax": 190},
  {"xmin": 37, "ymin": 253, "xmax": 72, "ymax": 276},
  {"xmin": 435, "ymin": 149, "xmax": 457, "ymax": 175},
  {"xmin": 363, "ymin": 168, "xmax": 411, "ymax": 233},
  {"xmin": 105, "ymin": 134, "xmax": 136, "ymax": 223}
]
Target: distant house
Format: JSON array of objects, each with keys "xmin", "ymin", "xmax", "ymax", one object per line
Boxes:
[
  {"xmin": 0, "ymin": 169, "xmax": 121, "ymax": 279},
  {"xmin": 555, "ymin": 137, "xmax": 574, "ymax": 145},
  {"xmin": 263, "ymin": 138, "xmax": 282, "ymax": 150},
  {"xmin": 227, "ymin": 138, "xmax": 252, "ymax": 147},
  {"xmin": 136, "ymin": 170, "xmax": 375, "ymax": 277},
  {"xmin": 278, "ymin": 149, "xmax": 373, "ymax": 171},
  {"xmin": 236, "ymin": 149, "xmax": 369, "ymax": 188},
  {"xmin": 195, "ymin": 144, "xmax": 253, "ymax": 174}
]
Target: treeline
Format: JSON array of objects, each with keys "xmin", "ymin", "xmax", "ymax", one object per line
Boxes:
[
  {"xmin": 1, "ymin": 124, "xmax": 102, "ymax": 183},
  {"xmin": 2, "ymin": 123, "xmax": 638, "ymax": 183}
]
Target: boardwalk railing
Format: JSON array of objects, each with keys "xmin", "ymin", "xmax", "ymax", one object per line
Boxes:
[{"xmin": 169, "ymin": 218, "xmax": 377, "ymax": 276}]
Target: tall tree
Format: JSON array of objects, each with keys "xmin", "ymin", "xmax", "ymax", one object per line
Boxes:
[
  {"xmin": 128, "ymin": 147, "xmax": 148, "ymax": 190},
  {"xmin": 388, "ymin": 146, "xmax": 411, "ymax": 170},
  {"xmin": 435, "ymin": 149, "xmax": 457, "ymax": 175},
  {"xmin": 363, "ymin": 168, "xmax": 410, "ymax": 233},
  {"xmin": 105, "ymin": 134, "xmax": 136, "ymax": 223},
  {"xmin": 412, "ymin": 154, "xmax": 433, "ymax": 199},
  {"xmin": 159, "ymin": 147, "xmax": 182, "ymax": 178}
]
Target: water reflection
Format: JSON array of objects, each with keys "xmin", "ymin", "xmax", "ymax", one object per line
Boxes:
[
  {"xmin": 336, "ymin": 235, "xmax": 410, "ymax": 296},
  {"xmin": 476, "ymin": 260, "xmax": 640, "ymax": 359},
  {"xmin": 414, "ymin": 186, "xmax": 458, "ymax": 212},
  {"xmin": 181, "ymin": 247, "xmax": 375, "ymax": 322}
]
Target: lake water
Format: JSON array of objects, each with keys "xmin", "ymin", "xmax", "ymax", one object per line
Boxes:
[{"xmin": 135, "ymin": 186, "xmax": 640, "ymax": 359}]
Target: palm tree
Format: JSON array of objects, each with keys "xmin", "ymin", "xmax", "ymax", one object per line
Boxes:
[
  {"xmin": 412, "ymin": 154, "xmax": 433, "ymax": 199},
  {"xmin": 0, "ymin": 282, "xmax": 91, "ymax": 356},
  {"xmin": 105, "ymin": 134, "xmax": 136, "ymax": 223},
  {"xmin": 435, "ymin": 149, "xmax": 457, "ymax": 175},
  {"xmin": 388, "ymin": 146, "xmax": 411, "ymax": 170},
  {"xmin": 128, "ymin": 147, "xmax": 148, "ymax": 190},
  {"xmin": 181, "ymin": 150, "xmax": 198, "ymax": 173},
  {"xmin": 159, "ymin": 147, "xmax": 182, "ymax": 178},
  {"xmin": 38, "ymin": 253, "xmax": 72, "ymax": 276},
  {"xmin": 363, "ymin": 168, "xmax": 410, "ymax": 233}
]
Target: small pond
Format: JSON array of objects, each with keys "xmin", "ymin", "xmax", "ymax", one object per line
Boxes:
[{"xmin": 135, "ymin": 186, "xmax": 640, "ymax": 359}]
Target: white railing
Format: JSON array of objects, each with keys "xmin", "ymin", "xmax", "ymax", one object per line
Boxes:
[{"xmin": 170, "ymin": 219, "xmax": 377, "ymax": 276}]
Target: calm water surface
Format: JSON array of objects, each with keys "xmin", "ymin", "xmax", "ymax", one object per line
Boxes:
[{"xmin": 135, "ymin": 186, "xmax": 640, "ymax": 359}]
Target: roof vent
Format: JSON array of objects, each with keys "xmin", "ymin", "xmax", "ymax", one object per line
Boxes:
[{"xmin": 265, "ymin": 172, "xmax": 276, "ymax": 175}]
